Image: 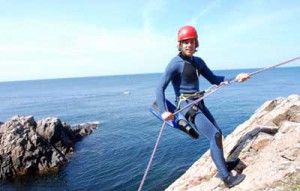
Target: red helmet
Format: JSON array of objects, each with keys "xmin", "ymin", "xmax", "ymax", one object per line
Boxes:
[{"xmin": 177, "ymin": 25, "xmax": 198, "ymax": 42}]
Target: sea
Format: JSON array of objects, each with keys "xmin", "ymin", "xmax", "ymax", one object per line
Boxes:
[{"xmin": 0, "ymin": 67, "xmax": 299, "ymax": 191}]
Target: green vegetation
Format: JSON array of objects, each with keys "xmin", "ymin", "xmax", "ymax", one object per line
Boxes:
[{"xmin": 283, "ymin": 174, "xmax": 300, "ymax": 191}]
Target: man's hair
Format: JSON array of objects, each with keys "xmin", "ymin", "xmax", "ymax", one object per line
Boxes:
[{"xmin": 177, "ymin": 39, "xmax": 199, "ymax": 52}]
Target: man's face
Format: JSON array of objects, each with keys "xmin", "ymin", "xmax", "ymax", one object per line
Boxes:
[{"xmin": 180, "ymin": 38, "xmax": 196, "ymax": 57}]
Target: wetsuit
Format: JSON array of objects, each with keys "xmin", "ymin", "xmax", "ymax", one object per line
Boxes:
[{"xmin": 156, "ymin": 52, "xmax": 233, "ymax": 179}]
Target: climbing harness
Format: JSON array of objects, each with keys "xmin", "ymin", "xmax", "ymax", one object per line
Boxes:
[
  {"xmin": 138, "ymin": 56, "xmax": 300, "ymax": 191},
  {"xmin": 176, "ymin": 91, "xmax": 204, "ymax": 123},
  {"xmin": 177, "ymin": 91, "xmax": 205, "ymax": 105},
  {"xmin": 176, "ymin": 87, "xmax": 216, "ymax": 123}
]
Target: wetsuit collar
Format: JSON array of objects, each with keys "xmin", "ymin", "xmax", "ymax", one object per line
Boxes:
[{"xmin": 179, "ymin": 52, "xmax": 194, "ymax": 62}]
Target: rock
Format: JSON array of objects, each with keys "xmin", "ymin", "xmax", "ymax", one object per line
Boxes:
[
  {"xmin": 0, "ymin": 116, "xmax": 98, "ymax": 179},
  {"xmin": 36, "ymin": 118, "xmax": 76, "ymax": 154},
  {"xmin": 71, "ymin": 122, "xmax": 98, "ymax": 141},
  {"xmin": 166, "ymin": 94, "xmax": 300, "ymax": 191}
]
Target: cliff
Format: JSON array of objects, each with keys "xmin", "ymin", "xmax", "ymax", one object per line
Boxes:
[
  {"xmin": 0, "ymin": 116, "xmax": 98, "ymax": 180},
  {"xmin": 166, "ymin": 94, "xmax": 300, "ymax": 191}
]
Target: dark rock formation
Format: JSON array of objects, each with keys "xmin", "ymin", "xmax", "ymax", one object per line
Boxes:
[{"xmin": 0, "ymin": 116, "xmax": 98, "ymax": 180}]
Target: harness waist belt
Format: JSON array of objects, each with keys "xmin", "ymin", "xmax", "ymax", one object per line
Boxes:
[{"xmin": 179, "ymin": 91, "xmax": 205, "ymax": 100}]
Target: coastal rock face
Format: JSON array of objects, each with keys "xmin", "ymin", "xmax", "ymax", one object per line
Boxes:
[
  {"xmin": 0, "ymin": 116, "xmax": 98, "ymax": 180},
  {"xmin": 166, "ymin": 94, "xmax": 300, "ymax": 191}
]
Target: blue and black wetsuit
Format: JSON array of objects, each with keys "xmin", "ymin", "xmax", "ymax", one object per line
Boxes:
[{"xmin": 156, "ymin": 52, "xmax": 233, "ymax": 179}]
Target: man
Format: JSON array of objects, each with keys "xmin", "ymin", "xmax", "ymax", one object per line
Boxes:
[{"xmin": 155, "ymin": 25, "xmax": 250, "ymax": 188}]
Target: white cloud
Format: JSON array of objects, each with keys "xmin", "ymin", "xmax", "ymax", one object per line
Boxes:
[
  {"xmin": 189, "ymin": 0, "xmax": 222, "ymax": 26},
  {"xmin": 191, "ymin": 2, "xmax": 300, "ymax": 70},
  {"xmin": 0, "ymin": 19, "xmax": 174, "ymax": 81},
  {"xmin": 1, "ymin": 1, "xmax": 299, "ymax": 81}
]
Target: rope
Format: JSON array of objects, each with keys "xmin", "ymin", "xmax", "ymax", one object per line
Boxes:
[
  {"xmin": 137, "ymin": 56, "xmax": 300, "ymax": 191},
  {"xmin": 174, "ymin": 82, "xmax": 228, "ymax": 115},
  {"xmin": 174, "ymin": 56, "xmax": 300, "ymax": 115},
  {"xmin": 138, "ymin": 121, "xmax": 166, "ymax": 191},
  {"xmin": 249, "ymin": 56, "xmax": 300, "ymax": 76}
]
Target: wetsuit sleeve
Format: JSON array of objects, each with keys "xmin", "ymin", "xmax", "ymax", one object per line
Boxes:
[
  {"xmin": 198, "ymin": 59, "xmax": 226, "ymax": 85},
  {"xmin": 155, "ymin": 62, "xmax": 178, "ymax": 113}
]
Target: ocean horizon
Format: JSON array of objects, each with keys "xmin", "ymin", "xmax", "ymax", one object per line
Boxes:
[
  {"xmin": 0, "ymin": 66, "xmax": 299, "ymax": 191},
  {"xmin": 1, "ymin": 65, "xmax": 299, "ymax": 83}
]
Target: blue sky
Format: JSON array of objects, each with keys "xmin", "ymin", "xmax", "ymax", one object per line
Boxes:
[{"xmin": 0, "ymin": 0, "xmax": 299, "ymax": 82}]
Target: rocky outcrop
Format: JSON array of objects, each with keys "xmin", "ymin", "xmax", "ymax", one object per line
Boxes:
[
  {"xmin": 0, "ymin": 116, "xmax": 98, "ymax": 180},
  {"xmin": 166, "ymin": 94, "xmax": 300, "ymax": 191}
]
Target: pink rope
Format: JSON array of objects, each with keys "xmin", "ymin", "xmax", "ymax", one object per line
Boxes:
[
  {"xmin": 249, "ymin": 56, "xmax": 300, "ymax": 76},
  {"xmin": 174, "ymin": 56, "xmax": 300, "ymax": 115},
  {"xmin": 174, "ymin": 83, "xmax": 227, "ymax": 115},
  {"xmin": 138, "ymin": 121, "xmax": 166, "ymax": 191}
]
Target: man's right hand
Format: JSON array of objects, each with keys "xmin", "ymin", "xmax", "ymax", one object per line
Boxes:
[{"xmin": 162, "ymin": 112, "xmax": 174, "ymax": 121}]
